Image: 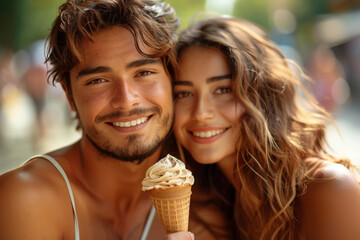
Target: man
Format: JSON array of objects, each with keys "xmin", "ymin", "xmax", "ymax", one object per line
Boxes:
[{"xmin": 0, "ymin": 0, "xmax": 194, "ymax": 239}]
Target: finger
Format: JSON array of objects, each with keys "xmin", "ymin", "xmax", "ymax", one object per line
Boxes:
[{"xmin": 167, "ymin": 231, "xmax": 195, "ymax": 240}]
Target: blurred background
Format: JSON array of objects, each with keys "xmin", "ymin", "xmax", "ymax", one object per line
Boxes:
[{"xmin": 1, "ymin": 0, "xmax": 360, "ymax": 174}]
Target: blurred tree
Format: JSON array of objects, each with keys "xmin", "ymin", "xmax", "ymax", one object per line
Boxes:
[
  {"xmin": 0, "ymin": 0, "xmax": 20, "ymax": 51},
  {"xmin": 0, "ymin": 0, "xmax": 62, "ymax": 51},
  {"xmin": 18, "ymin": 0, "xmax": 63, "ymax": 50},
  {"xmin": 329, "ymin": 0, "xmax": 360, "ymax": 13},
  {"xmin": 166, "ymin": 0, "xmax": 206, "ymax": 29},
  {"xmin": 233, "ymin": 0, "xmax": 271, "ymax": 30},
  {"xmin": 2, "ymin": 0, "xmax": 358, "ymax": 53},
  {"xmin": 292, "ymin": 0, "xmax": 360, "ymax": 59}
]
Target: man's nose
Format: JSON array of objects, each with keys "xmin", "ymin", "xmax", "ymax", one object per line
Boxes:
[{"xmin": 110, "ymin": 79, "xmax": 140, "ymax": 110}]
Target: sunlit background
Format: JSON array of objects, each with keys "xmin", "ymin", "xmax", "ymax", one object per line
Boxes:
[{"xmin": 1, "ymin": 0, "xmax": 360, "ymax": 174}]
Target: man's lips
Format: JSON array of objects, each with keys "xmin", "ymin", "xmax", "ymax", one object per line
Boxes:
[
  {"xmin": 110, "ymin": 116, "xmax": 150, "ymax": 128},
  {"xmin": 107, "ymin": 115, "xmax": 152, "ymax": 129}
]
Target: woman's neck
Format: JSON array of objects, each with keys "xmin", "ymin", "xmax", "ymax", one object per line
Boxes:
[{"xmin": 216, "ymin": 153, "xmax": 237, "ymax": 186}]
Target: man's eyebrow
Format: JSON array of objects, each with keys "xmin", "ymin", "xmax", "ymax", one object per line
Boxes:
[
  {"xmin": 76, "ymin": 66, "xmax": 111, "ymax": 79},
  {"xmin": 75, "ymin": 58, "xmax": 161, "ymax": 79},
  {"xmin": 126, "ymin": 58, "xmax": 161, "ymax": 69},
  {"xmin": 207, "ymin": 74, "xmax": 232, "ymax": 83}
]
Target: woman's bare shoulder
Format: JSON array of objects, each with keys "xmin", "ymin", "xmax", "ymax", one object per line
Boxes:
[
  {"xmin": 296, "ymin": 158, "xmax": 360, "ymax": 239},
  {"xmin": 303, "ymin": 157, "xmax": 356, "ymax": 178}
]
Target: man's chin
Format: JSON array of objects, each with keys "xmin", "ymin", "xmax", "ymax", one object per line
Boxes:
[
  {"xmin": 109, "ymin": 143, "xmax": 162, "ymax": 164},
  {"xmin": 85, "ymin": 133, "xmax": 162, "ymax": 164}
]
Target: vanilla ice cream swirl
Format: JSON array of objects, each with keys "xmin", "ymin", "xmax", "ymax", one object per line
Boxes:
[{"xmin": 142, "ymin": 154, "xmax": 194, "ymax": 190}]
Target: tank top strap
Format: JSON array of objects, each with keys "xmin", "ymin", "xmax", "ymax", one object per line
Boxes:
[
  {"xmin": 140, "ymin": 205, "xmax": 156, "ymax": 240},
  {"xmin": 23, "ymin": 155, "xmax": 157, "ymax": 240},
  {"xmin": 23, "ymin": 155, "xmax": 80, "ymax": 240}
]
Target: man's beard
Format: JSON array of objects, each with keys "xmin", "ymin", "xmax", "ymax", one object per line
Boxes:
[
  {"xmin": 81, "ymin": 108, "xmax": 173, "ymax": 165},
  {"xmin": 85, "ymin": 132, "xmax": 164, "ymax": 165}
]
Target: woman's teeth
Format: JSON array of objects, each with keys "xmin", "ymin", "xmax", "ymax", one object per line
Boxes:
[
  {"xmin": 192, "ymin": 129, "xmax": 225, "ymax": 138},
  {"xmin": 113, "ymin": 117, "xmax": 148, "ymax": 127}
]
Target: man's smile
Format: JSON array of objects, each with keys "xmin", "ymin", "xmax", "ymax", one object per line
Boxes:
[{"xmin": 112, "ymin": 116, "xmax": 149, "ymax": 128}]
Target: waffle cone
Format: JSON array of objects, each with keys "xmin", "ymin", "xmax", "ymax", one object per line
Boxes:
[{"xmin": 148, "ymin": 184, "xmax": 192, "ymax": 233}]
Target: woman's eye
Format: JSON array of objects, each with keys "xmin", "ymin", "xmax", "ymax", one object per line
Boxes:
[
  {"xmin": 174, "ymin": 91, "xmax": 193, "ymax": 99},
  {"xmin": 136, "ymin": 71, "xmax": 155, "ymax": 77},
  {"xmin": 87, "ymin": 78, "xmax": 106, "ymax": 85},
  {"xmin": 215, "ymin": 87, "xmax": 232, "ymax": 95}
]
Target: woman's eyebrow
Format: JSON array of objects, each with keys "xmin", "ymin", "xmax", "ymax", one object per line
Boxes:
[
  {"xmin": 207, "ymin": 74, "xmax": 232, "ymax": 83},
  {"xmin": 174, "ymin": 80, "xmax": 193, "ymax": 86},
  {"xmin": 174, "ymin": 74, "xmax": 232, "ymax": 86}
]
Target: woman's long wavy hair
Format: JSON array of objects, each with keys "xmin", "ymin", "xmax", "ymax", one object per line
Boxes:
[{"xmin": 175, "ymin": 17, "xmax": 355, "ymax": 239}]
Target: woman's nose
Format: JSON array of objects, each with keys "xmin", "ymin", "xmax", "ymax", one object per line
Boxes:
[{"xmin": 192, "ymin": 94, "xmax": 214, "ymax": 121}]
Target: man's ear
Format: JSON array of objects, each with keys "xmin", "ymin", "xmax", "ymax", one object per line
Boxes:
[{"xmin": 61, "ymin": 83, "xmax": 76, "ymax": 111}]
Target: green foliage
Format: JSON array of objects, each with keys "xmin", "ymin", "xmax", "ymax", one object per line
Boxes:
[
  {"xmin": 0, "ymin": 0, "xmax": 63, "ymax": 51},
  {"xmin": 233, "ymin": 0, "xmax": 270, "ymax": 30},
  {"xmin": 19, "ymin": 0, "xmax": 63, "ymax": 47},
  {"xmin": 0, "ymin": 0, "xmax": 349, "ymax": 52},
  {"xmin": 0, "ymin": 0, "xmax": 19, "ymax": 51},
  {"xmin": 166, "ymin": 0, "xmax": 206, "ymax": 29}
]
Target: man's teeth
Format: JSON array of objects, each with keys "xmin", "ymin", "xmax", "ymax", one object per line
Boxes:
[
  {"xmin": 192, "ymin": 129, "xmax": 225, "ymax": 138},
  {"xmin": 113, "ymin": 117, "xmax": 148, "ymax": 127}
]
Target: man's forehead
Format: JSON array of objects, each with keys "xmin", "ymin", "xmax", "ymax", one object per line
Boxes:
[
  {"xmin": 77, "ymin": 26, "xmax": 155, "ymax": 59},
  {"xmin": 69, "ymin": 25, "xmax": 166, "ymax": 79},
  {"xmin": 71, "ymin": 28, "xmax": 164, "ymax": 77}
]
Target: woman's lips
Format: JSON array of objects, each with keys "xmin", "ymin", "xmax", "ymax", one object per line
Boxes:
[{"xmin": 188, "ymin": 127, "xmax": 228, "ymax": 143}]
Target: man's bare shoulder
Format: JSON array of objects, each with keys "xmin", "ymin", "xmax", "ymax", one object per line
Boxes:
[
  {"xmin": 0, "ymin": 158, "xmax": 73, "ymax": 239},
  {"xmin": 0, "ymin": 157, "xmax": 66, "ymax": 195},
  {"xmin": 296, "ymin": 159, "xmax": 360, "ymax": 239}
]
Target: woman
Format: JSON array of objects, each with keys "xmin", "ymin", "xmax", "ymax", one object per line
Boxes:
[{"xmin": 172, "ymin": 17, "xmax": 360, "ymax": 240}]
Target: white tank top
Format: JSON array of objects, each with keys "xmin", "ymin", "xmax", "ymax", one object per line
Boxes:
[{"xmin": 23, "ymin": 155, "xmax": 156, "ymax": 240}]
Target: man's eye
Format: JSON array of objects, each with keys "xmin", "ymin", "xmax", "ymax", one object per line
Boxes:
[
  {"xmin": 174, "ymin": 91, "xmax": 193, "ymax": 99},
  {"xmin": 87, "ymin": 78, "xmax": 106, "ymax": 85},
  {"xmin": 215, "ymin": 87, "xmax": 232, "ymax": 95},
  {"xmin": 136, "ymin": 71, "xmax": 155, "ymax": 77}
]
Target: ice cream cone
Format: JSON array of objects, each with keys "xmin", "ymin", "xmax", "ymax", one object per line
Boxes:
[
  {"xmin": 142, "ymin": 154, "xmax": 194, "ymax": 233},
  {"xmin": 148, "ymin": 184, "xmax": 192, "ymax": 233}
]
